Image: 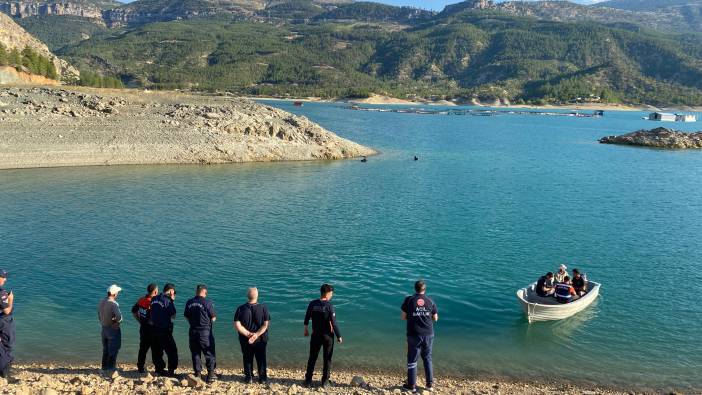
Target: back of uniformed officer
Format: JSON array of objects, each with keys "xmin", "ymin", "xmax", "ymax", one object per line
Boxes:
[
  {"xmin": 149, "ymin": 283, "xmax": 178, "ymax": 377},
  {"xmin": 0, "ymin": 269, "xmax": 15, "ymax": 379},
  {"xmin": 132, "ymin": 283, "xmax": 158, "ymax": 373},
  {"xmin": 184, "ymin": 284, "xmax": 217, "ymax": 383}
]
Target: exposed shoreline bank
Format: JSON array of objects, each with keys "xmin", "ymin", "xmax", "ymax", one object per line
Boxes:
[
  {"xmin": 0, "ymin": 86, "xmax": 375, "ymax": 171},
  {"xmin": 249, "ymin": 94, "xmax": 699, "ymax": 112},
  {"xmin": 0, "ymin": 363, "xmax": 667, "ymax": 395}
]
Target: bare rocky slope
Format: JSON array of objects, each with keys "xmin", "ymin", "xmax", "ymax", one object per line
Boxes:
[
  {"xmin": 0, "ymin": 86, "xmax": 375, "ymax": 170},
  {"xmin": 0, "ymin": 11, "xmax": 77, "ymax": 77}
]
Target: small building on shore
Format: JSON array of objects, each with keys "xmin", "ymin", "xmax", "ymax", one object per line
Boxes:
[
  {"xmin": 649, "ymin": 112, "xmax": 677, "ymax": 122},
  {"xmin": 675, "ymin": 113, "xmax": 697, "ymax": 122}
]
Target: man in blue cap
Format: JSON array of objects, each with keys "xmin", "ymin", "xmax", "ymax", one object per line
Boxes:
[
  {"xmin": 0, "ymin": 269, "xmax": 15, "ymax": 379},
  {"xmin": 184, "ymin": 284, "xmax": 217, "ymax": 383},
  {"xmin": 150, "ymin": 283, "xmax": 178, "ymax": 377}
]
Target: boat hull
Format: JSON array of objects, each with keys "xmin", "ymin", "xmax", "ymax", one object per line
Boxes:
[{"xmin": 516, "ymin": 281, "xmax": 600, "ymax": 322}]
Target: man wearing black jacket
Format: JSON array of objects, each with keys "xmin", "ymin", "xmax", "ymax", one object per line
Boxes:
[
  {"xmin": 303, "ymin": 283, "xmax": 342, "ymax": 388},
  {"xmin": 150, "ymin": 283, "xmax": 178, "ymax": 377},
  {"xmin": 131, "ymin": 283, "xmax": 158, "ymax": 373}
]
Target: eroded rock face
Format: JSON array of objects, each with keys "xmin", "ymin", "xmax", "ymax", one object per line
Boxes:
[
  {"xmin": 599, "ymin": 127, "xmax": 702, "ymax": 149},
  {"xmin": 0, "ymin": 87, "xmax": 376, "ymax": 169},
  {"xmin": 0, "ymin": 12, "xmax": 78, "ymax": 78}
]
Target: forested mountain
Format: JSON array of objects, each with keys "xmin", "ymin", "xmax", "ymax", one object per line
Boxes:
[
  {"xmin": 596, "ymin": 0, "xmax": 702, "ymax": 11},
  {"xmin": 5, "ymin": 0, "xmax": 702, "ymax": 105}
]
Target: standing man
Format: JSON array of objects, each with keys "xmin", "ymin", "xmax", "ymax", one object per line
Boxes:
[
  {"xmin": 150, "ymin": 283, "xmax": 178, "ymax": 377},
  {"xmin": 401, "ymin": 280, "xmax": 438, "ymax": 392},
  {"xmin": 184, "ymin": 284, "xmax": 217, "ymax": 383},
  {"xmin": 97, "ymin": 284, "xmax": 123, "ymax": 373},
  {"xmin": 131, "ymin": 283, "xmax": 158, "ymax": 373},
  {"xmin": 234, "ymin": 287, "xmax": 270, "ymax": 385},
  {"xmin": 0, "ymin": 270, "xmax": 16, "ymax": 379},
  {"xmin": 303, "ymin": 284, "xmax": 342, "ymax": 389}
]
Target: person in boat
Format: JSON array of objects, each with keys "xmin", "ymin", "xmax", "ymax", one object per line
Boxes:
[
  {"xmin": 536, "ymin": 272, "xmax": 555, "ymax": 297},
  {"xmin": 555, "ymin": 264, "xmax": 568, "ymax": 283},
  {"xmin": 571, "ymin": 269, "xmax": 588, "ymax": 296},
  {"xmin": 554, "ymin": 276, "xmax": 576, "ymax": 304},
  {"xmin": 414, "ymin": 156, "xmax": 419, "ymax": 161}
]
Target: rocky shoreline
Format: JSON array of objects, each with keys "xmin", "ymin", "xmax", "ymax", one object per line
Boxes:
[
  {"xmin": 0, "ymin": 363, "xmax": 657, "ymax": 395},
  {"xmin": 0, "ymin": 87, "xmax": 375, "ymax": 170},
  {"xmin": 599, "ymin": 127, "xmax": 702, "ymax": 149}
]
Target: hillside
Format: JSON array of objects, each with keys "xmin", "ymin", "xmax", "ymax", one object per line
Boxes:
[
  {"xmin": 596, "ymin": 0, "xmax": 702, "ymax": 11},
  {"xmin": 4, "ymin": 0, "xmax": 702, "ymax": 105},
  {"xmin": 0, "ymin": 11, "xmax": 77, "ymax": 79},
  {"xmin": 441, "ymin": 0, "xmax": 702, "ymax": 34},
  {"xmin": 52, "ymin": 8, "xmax": 702, "ymax": 106}
]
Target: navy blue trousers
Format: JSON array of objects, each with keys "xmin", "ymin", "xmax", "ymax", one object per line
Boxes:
[
  {"xmin": 407, "ymin": 334, "xmax": 434, "ymax": 387},
  {"xmin": 101, "ymin": 326, "xmax": 121, "ymax": 371},
  {"xmin": 189, "ymin": 328, "xmax": 216, "ymax": 375},
  {"xmin": 0, "ymin": 316, "xmax": 15, "ymax": 377}
]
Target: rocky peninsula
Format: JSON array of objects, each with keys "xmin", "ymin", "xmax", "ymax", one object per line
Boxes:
[
  {"xmin": 599, "ymin": 127, "xmax": 702, "ymax": 149},
  {"xmin": 0, "ymin": 87, "xmax": 375, "ymax": 170},
  {"xmin": 0, "ymin": 363, "xmax": 651, "ymax": 395}
]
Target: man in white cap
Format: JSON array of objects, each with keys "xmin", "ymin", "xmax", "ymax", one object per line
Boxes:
[
  {"xmin": 98, "ymin": 284, "xmax": 123, "ymax": 373},
  {"xmin": 555, "ymin": 264, "xmax": 568, "ymax": 284}
]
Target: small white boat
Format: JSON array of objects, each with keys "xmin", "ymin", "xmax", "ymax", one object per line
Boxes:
[{"xmin": 516, "ymin": 281, "xmax": 601, "ymax": 323}]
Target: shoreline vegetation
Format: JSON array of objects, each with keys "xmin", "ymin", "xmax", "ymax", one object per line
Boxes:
[
  {"xmin": 0, "ymin": 86, "xmax": 375, "ymax": 170},
  {"xmin": 0, "ymin": 363, "xmax": 662, "ymax": 395}
]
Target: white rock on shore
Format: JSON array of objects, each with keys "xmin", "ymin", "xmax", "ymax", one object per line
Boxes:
[
  {"xmin": 0, "ymin": 87, "xmax": 376, "ymax": 170},
  {"xmin": 0, "ymin": 363, "xmax": 651, "ymax": 395}
]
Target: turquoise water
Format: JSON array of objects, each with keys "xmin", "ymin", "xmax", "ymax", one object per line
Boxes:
[{"xmin": 1, "ymin": 102, "xmax": 701, "ymax": 391}]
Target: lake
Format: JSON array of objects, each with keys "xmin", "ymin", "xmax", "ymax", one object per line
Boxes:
[{"xmin": 1, "ymin": 101, "xmax": 701, "ymax": 392}]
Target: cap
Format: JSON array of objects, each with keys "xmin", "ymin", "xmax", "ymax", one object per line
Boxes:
[
  {"xmin": 560, "ymin": 264, "xmax": 567, "ymax": 270},
  {"xmin": 163, "ymin": 283, "xmax": 176, "ymax": 293},
  {"xmin": 107, "ymin": 284, "xmax": 122, "ymax": 295},
  {"xmin": 0, "ymin": 270, "xmax": 7, "ymax": 278}
]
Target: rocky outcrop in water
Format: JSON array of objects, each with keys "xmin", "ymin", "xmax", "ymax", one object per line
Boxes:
[{"xmin": 599, "ymin": 127, "xmax": 702, "ymax": 149}]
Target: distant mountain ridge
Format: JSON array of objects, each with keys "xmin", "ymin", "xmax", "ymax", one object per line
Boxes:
[
  {"xmin": 441, "ymin": 0, "xmax": 702, "ymax": 33},
  {"xmin": 0, "ymin": 0, "xmax": 353, "ymax": 26}
]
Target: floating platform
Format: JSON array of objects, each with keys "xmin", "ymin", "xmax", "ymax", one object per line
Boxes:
[{"xmin": 345, "ymin": 105, "xmax": 604, "ymax": 118}]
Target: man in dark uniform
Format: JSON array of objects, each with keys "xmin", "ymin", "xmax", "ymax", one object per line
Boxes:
[
  {"xmin": 0, "ymin": 269, "xmax": 15, "ymax": 379},
  {"xmin": 234, "ymin": 287, "xmax": 270, "ymax": 384},
  {"xmin": 401, "ymin": 280, "xmax": 438, "ymax": 392},
  {"xmin": 184, "ymin": 284, "xmax": 217, "ymax": 383},
  {"xmin": 150, "ymin": 283, "xmax": 178, "ymax": 377},
  {"xmin": 131, "ymin": 283, "xmax": 158, "ymax": 373},
  {"xmin": 303, "ymin": 283, "xmax": 343, "ymax": 389}
]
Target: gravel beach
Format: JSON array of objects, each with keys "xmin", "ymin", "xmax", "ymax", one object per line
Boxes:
[{"xmin": 0, "ymin": 363, "xmax": 655, "ymax": 395}]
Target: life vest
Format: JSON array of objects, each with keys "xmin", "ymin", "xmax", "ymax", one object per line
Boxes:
[
  {"xmin": 136, "ymin": 296, "xmax": 152, "ymax": 323},
  {"xmin": 555, "ymin": 283, "xmax": 573, "ymax": 299}
]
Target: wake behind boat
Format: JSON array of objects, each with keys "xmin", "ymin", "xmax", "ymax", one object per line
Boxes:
[{"xmin": 516, "ymin": 281, "xmax": 601, "ymax": 323}]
